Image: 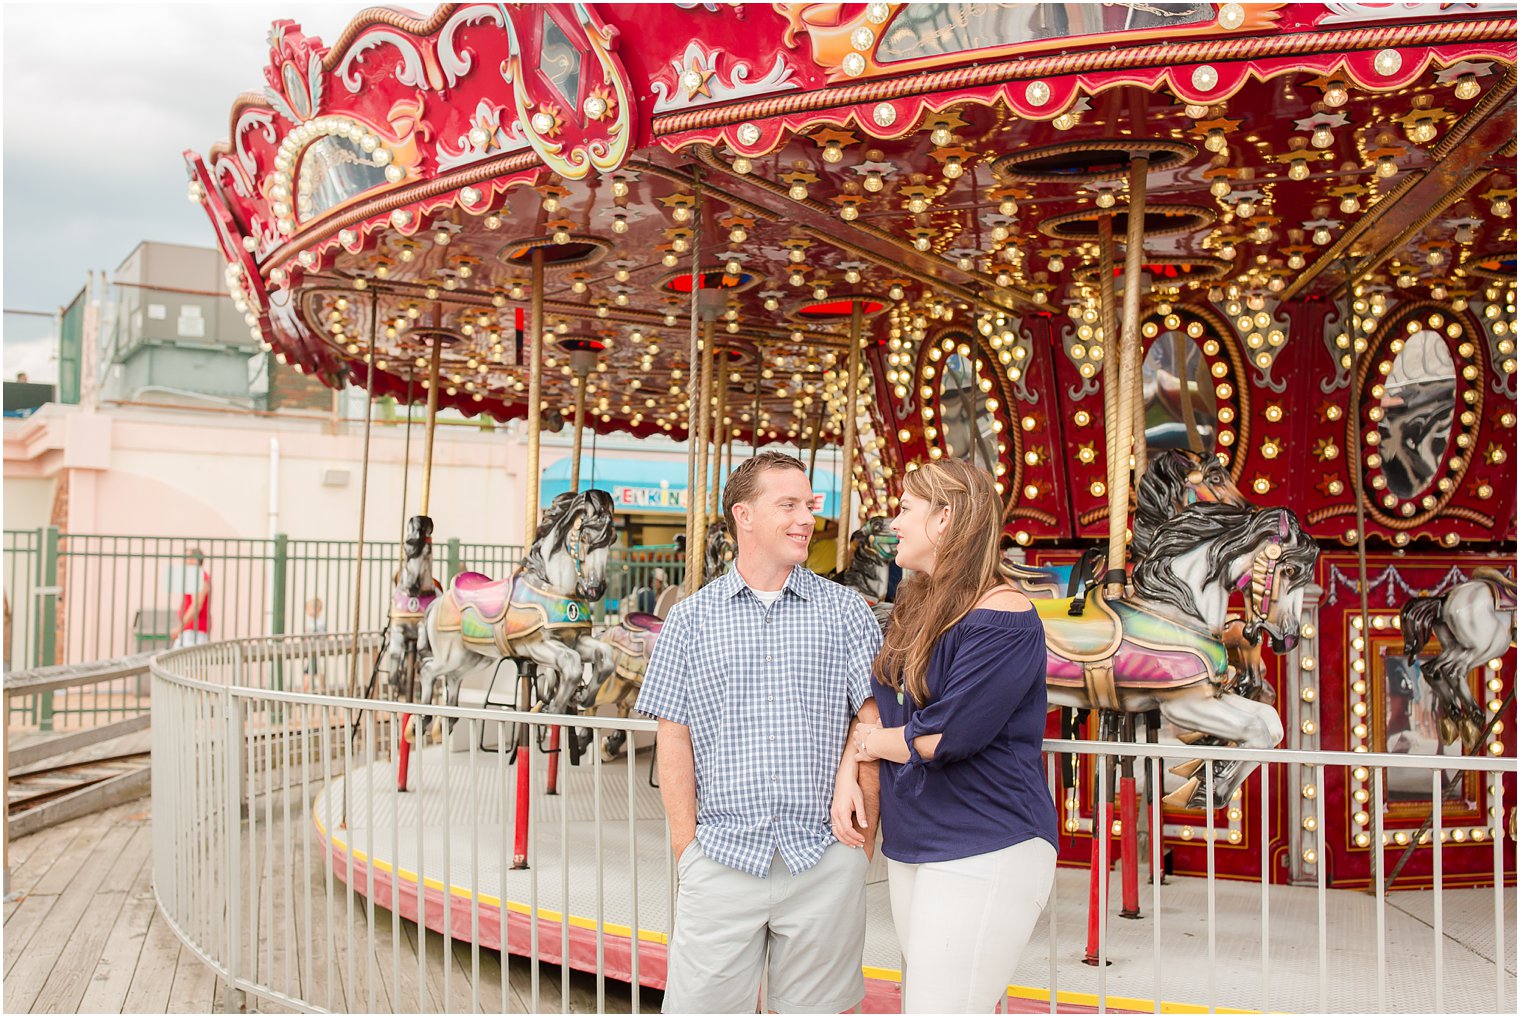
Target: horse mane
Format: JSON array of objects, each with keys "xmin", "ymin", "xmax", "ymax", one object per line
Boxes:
[
  {"xmin": 518, "ymin": 490, "xmax": 617, "ymax": 585},
  {"xmin": 1132, "ymin": 504, "xmax": 1314, "ymax": 622},
  {"xmin": 1132, "ymin": 450, "xmax": 1198, "ymax": 561}
]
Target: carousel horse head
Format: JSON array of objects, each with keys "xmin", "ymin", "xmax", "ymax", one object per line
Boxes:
[
  {"xmin": 522, "ymin": 488, "xmax": 617, "ymax": 601},
  {"xmin": 403, "ymin": 515, "xmax": 433, "ymax": 559},
  {"xmin": 1133, "ymin": 450, "xmax": 1250, "ymax": 560},
  {"xmin": 851, "ymin": 516, "xmax": 900, "ymax": 563},
  {"xmin": 703, "ymin": 519, "xmax": 736, "ymax": 584},
  {"xmin": 1132, "ymin": 503, "xmax": 1318, "ymax": 653}
]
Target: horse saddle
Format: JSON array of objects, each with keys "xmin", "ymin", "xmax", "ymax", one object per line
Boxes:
[
  {"xmin": 390, "ymin": 584, "xmax": 439, "ymax": 622},
  {"xmin": 603, "ymin": 615, "xmax": 661, "ymax": 684},
  {"xmin": 439, "ymin": 572, "xmax": 591, "ymax": 653},
  {"xmin": 1036, "ymin": 589, "xmax": 1229, "ymax": 709},
  {"xmin": 1473, "ymin": 568, "xmax": 1517, "ymax": 613}
]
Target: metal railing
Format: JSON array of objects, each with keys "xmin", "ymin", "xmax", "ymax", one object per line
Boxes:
[
  {"xmin": 4, "ymin": 529, "xmax": 680, "ymax": 729},
  {"xmin": 150, "ymin": 634, "xmax": 1517, "ymax": 1014}
]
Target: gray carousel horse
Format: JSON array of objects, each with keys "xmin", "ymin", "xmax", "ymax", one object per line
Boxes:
[
  {"xmin": 1401, "ymin": 568, "xmax": 1516, "ymax": 749},
  {"xmin": 594, "ymin": 519, "xmax": 734, "ymax": 760},
  {"xmin": 413, "ymin": 490, "xmax": 618, "ymax": 756},
  {"xmin": 379, "ymin": 514, "xmax": 441, "ymax": 701},
  {"xmin": 826, "ymin": 515, "xmax": 898, "ymax": 604},
  {"xmin": 1037, "ymin": 503, "xmax": 1319, "ymax": 808}
]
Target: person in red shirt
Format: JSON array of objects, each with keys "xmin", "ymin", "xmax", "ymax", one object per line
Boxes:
[{"xmin": 171, "ymin": 549, "xmax": 212, "ymax": 648}]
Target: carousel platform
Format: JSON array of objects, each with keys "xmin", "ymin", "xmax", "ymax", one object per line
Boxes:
[{"xmin": 314, "ymin": 744, "xmax": 1516, "ymax": 1014}]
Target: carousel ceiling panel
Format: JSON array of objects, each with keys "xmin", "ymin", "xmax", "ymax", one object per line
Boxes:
[{"xmin": 187, "ymin": 2, "xmax": 1516, "ymax": 478}]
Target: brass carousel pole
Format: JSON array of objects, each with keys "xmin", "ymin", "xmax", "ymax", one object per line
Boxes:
[
  {"xmin": 836, "ymin": 300, "xmax": 864, "ymax": 574},
  {"xmin": 569, "ymin": 369, "xmax": 589, "ymax": 491},
  {"xmin": 419, "ymin": 328, "xmax": 444, "ymax": 517},
  {"xmin": 524, "ymin": 248, "xmax": 547, "ymax": 545},
  {"xmin": 752, "ymin": 346, "xmax": 765, "ymax": 452},
  {"xmin": 690, "ymin": 319, "xmax": 716, "ymax": 594},
  {"xmin": 348, "ymin": 293, "xmax": 381, "ymax": 698},
  {"xmin": 1108, "ymin": 155, "xmax": 1150, "ymax": 594},
  {"xmin": 682, "ymin": 179, "xmax": 705, "ymax": 595},
  {"xmin": 710, "ymin": 354, "xmax": 728, "ymax": 519},
  {"xmin": 1097, "ymin": 216, "xmax": 1124, "ymax": 594}
]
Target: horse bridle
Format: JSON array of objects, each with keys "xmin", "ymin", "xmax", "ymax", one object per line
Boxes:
[
  {"xmin": 1236, "ymin": 513, "xmax": 1290, "ymax": 645},
  {"xmin": 563, "ymin": 514, "xmax": 588, "ymax": 581}
]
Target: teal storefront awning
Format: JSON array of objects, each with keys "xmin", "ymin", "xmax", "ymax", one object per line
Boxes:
[{"xmin": 541, "ymin": 455, "xmax": 840, "ymax": 517}]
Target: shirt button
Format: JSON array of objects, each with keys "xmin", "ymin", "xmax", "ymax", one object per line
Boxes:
[
  {"xmin": 771, "ymin": 774, "xmax": 777, "ymax": 781},
  {"xmin": 766, "ymin": 655, "xmax": 772, "ymax": 662},
  {"xmin": 769, "ymin": 735, "xmax": 775, "ymax": 741},
  {"xmin": 767, "ymin": 696, "xmax": 774, "ymax": 702}
]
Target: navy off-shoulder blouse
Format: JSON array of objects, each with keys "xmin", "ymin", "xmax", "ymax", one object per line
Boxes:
[{"xmin": 871, "ymin": 607, "xmax": 1058, "ymax": 864}]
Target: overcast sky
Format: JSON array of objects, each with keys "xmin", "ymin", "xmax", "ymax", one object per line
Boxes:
[{"xmin": 3, "ymin": 3, "xmax": 424, "ymax": 381}]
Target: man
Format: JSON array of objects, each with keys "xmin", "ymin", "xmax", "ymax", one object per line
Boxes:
[
  {"xmin": 170, "ymin": 548, "xmax": 212, "ymax": 648},
  {"xmin": 637, "ymin": 451, "xmax": 881, "ymax": 1013}
]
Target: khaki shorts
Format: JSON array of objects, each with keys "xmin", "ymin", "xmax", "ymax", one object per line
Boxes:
[{"xmin": 662, "ymin": 840, "xmax": 867, "ymax": 1014}]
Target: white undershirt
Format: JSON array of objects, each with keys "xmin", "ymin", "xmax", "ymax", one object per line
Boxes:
[{"xmin": 750, "ymin": 587, "xmax": 784, "ymax": 608}]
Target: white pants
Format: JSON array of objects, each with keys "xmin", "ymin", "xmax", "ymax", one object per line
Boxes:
[
  {"xmin": 171, "ymin": 630, "xmax": 209, "ymax": 649},
  {"xmin": 888, "ymin": 838, "xmax": 1057, "ymax": 1013}
]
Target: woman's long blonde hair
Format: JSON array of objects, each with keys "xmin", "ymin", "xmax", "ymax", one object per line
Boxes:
[{"xmin": 874, "ymin": 459, "xmax": 1012, "ymax": 707}]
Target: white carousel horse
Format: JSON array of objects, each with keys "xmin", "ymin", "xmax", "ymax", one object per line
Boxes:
[
  {"xmin": 379, "ymin": 514, "xmax": 440, "ymax": 700},
  {"xmin": 1401, "ymin": 568, "xmax": 1516, "ymax": 749},
  {"xmin": 416, "ymin": 489, "xmax": 618, "ymax": 742},
  {"xmin": 1036, "ymin": 503, "xmax": 1319, "ymax": 809}
]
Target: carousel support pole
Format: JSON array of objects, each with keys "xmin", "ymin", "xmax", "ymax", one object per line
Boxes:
[
  {"xmin": 512, "ymin": 671, "xmax": 533, "ymax": 869},
  {"xmin": 521, "ymin": 247, "xmax": 554, "ymax": 807},
  {"xmin": 1107, "ymin": 156, "xmax": 1150, "ymax": 596},
  {"xmin": 1119, "ymin": 716, "xmax": 1141, "ymax": 919},
  {"xmin": 710, "ymin": 353, "xmax": 728, "ymax": 519},
  {"xmin": 569, "ymin": 372, "xmax": 588, "ymax": 491},
  {"xmin": 836, "ymin": 300, "xmax": 864, "ymax": 574},
  {"xmin": 689, "ymin": 319, "xmax": 715, "ymax": 594},
  {"xmin": 401, "ymin": 332, "xmax": 445, "ymax": 790},
  {"xmin": 1097, "ymin": 216, "xmax": 1124, "ymax": 597},
  {"xmin": 682, "ymin": 181, "xmax": 706, "ymax": 595},
  {"xmin": 752, "ymin": 346, "xmax": 764, "ymax": 451},
  {"xmin": 1084, "ymin": 713, "xmax": 1118, "ymax": 966}
]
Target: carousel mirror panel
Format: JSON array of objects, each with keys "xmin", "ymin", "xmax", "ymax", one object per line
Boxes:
[
  {"xmin": 1355, "ymin": 306, "xmax": 1485, "ymax": 527},
  {"xmin": 1141, "ymin": 330, "xmax": 1217, "ymax": 453},
  {"xmin": 939, "ymin": 344, "xmax": 999, "ymax": 469}
]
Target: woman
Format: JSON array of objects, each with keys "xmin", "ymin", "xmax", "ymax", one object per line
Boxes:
[{"xmin": 834, "ymin": 459, "xmax": 1057, "ymax": 1013}]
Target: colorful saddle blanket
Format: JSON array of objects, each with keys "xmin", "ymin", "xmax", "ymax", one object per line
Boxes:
[
  {"xmin": 436, "ymin": 572, "xmax": 591, "ymax": 656},
  {"xmin": 1033, "ymin": 591, "xmax": 1228, "ymax": 691},
  {"xmin": 390, "ymin": 585, "xmax": 438, "ymax": 621},
  {"xmin": 602, "ymin": 613, "xmax": 663, "ymax": 683}
]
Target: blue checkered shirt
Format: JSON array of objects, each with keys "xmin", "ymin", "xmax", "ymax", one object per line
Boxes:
[{"xmin": 635, "ymin": 565, "xmax": 879, "ymax": 877}]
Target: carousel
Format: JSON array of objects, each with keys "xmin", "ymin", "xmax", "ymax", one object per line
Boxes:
[{"xmin": 187, "ymin": 2, "xmax": 1517, "ymax": 1010}]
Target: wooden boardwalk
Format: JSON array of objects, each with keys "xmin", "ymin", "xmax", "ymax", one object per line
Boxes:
[{"xmin": 4, "ymin": 799, "xmax": 661, "ymax": 1013}]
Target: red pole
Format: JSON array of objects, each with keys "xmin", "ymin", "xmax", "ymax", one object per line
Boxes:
[
  {"xmin": 512, "ymin": 738, "xmax": 532, "ymax": 869},
  {"xmin": 1119, "ymin": 776, "xmax": 1141, "ymax": 918},
  {"xmin": 1084, "ymin": 801, "xmax": 1112, "ymax": 966},
  {"xmin": 545, "ymin": 726, "xmax": 561, "ymax": 795},
  {"xmin": 397, "ymin": 713, "xmax": 413, "ymax": 792}
]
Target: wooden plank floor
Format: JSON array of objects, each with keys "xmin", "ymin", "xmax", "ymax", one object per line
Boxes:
[{"xmin": 4, "ymin": 799, "xmax": 661, "ymax": 1013}]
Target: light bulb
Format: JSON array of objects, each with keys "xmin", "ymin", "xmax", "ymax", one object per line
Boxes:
[
  {"xmin": 729, "ymin": 226, "xmax": 747, "ymax": 243},
  {"xmin": 1323, "ymin": 80, "xmax": 1349, "ymax": 107},
  {"xmin": 913, "ymin": 236, "xmax": 931, "ymax": 251},
  {"xmin": 1095, "ymin": 192, "xmax": 1115, "ymax": 208},
  {"xmin": 789, "ymin": 182, "xmax": 809, "ymax": 201},
  {"xmin": 1289, "ymin": 158, "xmax": 1310, "ymax": 181},
  {"xmin": 813, "ymin": 284, "xmax": 828, "ymax": 299},
  {"xmin": 1376, "ymin": 156, "xmax": 1397, "ymax": 178},
  {"xmin": 1048, "ymin": 255, "xmax": 1065, "ymax": 272},
  {"xmin": 822, "ymin": 142, "xmax": 844, "ymax": 163},
  {"xmin": 999, "ymin": 199, "xmax": 1018, "ymax": 216},
  {"xmin": 1494, "ymin": 197, "xmax": 1513, "ymax": 217},
  {"xmin": 1053, "ymin": 113, "xmax": 1077, "ymax": 130},
  {"xmin": 943, "ymin": 157, "xmax": 963, "ymax": 179},
  {"xmin": 888, "ymin": 285, "xmax": 905, "ymax": 301},
  {"xmin": 1314, "ymin": 226, "xmax": 1333, "ymax": 245},
  {"xmin": 1236, "ymin": 199, "xmax": 1256, "ymax": 218},
  {"xmin": 672, "ymin": 205, "xmax": 691, "ymax": 223},
  {"xmin": 1311, "ymin": 125, "xmax": 1334, "ymax": 149},
  {"xmin": 788, "ymin": 248, "xmax": 806, "ymax": 263},
  {"xmin": 1211, "ymin": 177, "xmax": 1232, "ymax": 198},
  {"xmin": 863, "ymin": 171, "xmax": 884, "ymax": 192},
  {"xmin": 1454, "ymin": 73, "xmax": 1481, "ymax": 100},
  {"xmin": 1205, "ymin": 129, "xmax": 1227, "ymax": 153},
  {"xmin": 542, "ymin": 195, "xmax": 560, "ymax": 213},
  {"xmin": 732, "ymin": 156, "xmax": 752, "ymax": 174},
  {"xmin": 611, "ymin": 215, "xmax": 629, "ymax": 234},
  {"xmin": 1339, "ymin": 196, "xmax": 1360, "ymax": 214},
  {"xmin": 907, "ymin": 197, "xmax": 927, "ymax": 213},
  {"xmin": 726, "ymin": 259, "xmax": 742, "ymax": 274},
  {"xmin": 930, "ymin": 124, "xmax": 952, "ymax": 146}
]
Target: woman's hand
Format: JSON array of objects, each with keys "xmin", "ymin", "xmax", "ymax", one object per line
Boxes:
[
  {"xmin": 831, "ymin": 772, "xmax": 867, "ymax": 848},
  {"xmin": 853, "ymin": 723, "xmax": 881, "ymax": 761}
]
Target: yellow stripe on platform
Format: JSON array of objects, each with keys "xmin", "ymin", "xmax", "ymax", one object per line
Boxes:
[
  {"xmin": 860, "ymin": 965, "xmax": 1259, "ymax": 1013},
  {"xmin": 313, "ymin": 803, "xmax": 670, "ymax": 945}
]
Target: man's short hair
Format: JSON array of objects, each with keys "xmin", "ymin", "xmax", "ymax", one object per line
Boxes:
[
  {"xmin": 185, "ymin": 548, "xmax": 206, "ymax": 564},
  {"xmin": 722, "ymin": 450, "xmax": 808, "ymax": 534}
]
